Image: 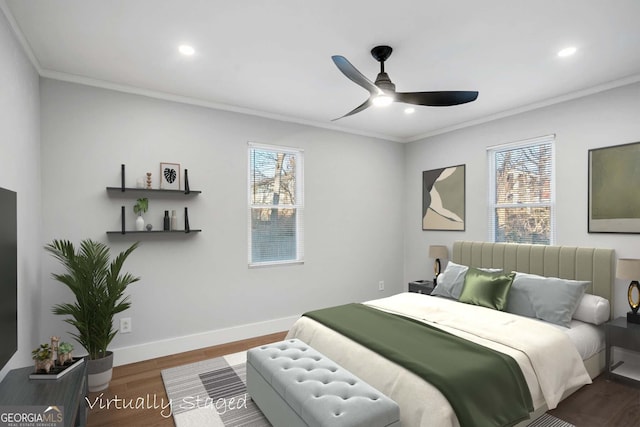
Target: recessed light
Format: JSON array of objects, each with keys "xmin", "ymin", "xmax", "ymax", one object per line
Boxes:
[
  {"xmin": 179, "ymin": 45, "xmax": 195, "ymax": 56},
  {"xmin": 404, "ymin": 107, "xmax": 415, "ymax": 114},
  {"xmin": 557, "ymin": 46, "xmax": 577, "ymax": 57}
]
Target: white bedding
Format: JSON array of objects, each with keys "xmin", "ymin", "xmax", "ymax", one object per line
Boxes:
[
  {"xmin": 286, "ymin": 293, "xmax": 592, "ymax": 427},
  {"xmin": 552, "ymin": 320, "xmax": 605, "ymax": 361}
]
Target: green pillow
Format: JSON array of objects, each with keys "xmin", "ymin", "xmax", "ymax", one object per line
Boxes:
[{"xmin": 459, "ymin": 267, "xmax": 516, "ymax": 311}]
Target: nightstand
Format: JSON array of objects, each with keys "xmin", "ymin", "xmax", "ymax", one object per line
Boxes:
[
  {"xmin": 408, "ymin": 280, "xmax": 435, "ymax": 295},
  {"xmin": 605, "ymin": 317, "xmax": 640, "ymax": 384}
]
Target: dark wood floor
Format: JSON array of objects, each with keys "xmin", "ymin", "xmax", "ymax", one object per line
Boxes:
[
  {"xmin": 549, "ymin": 375, "xmax": 640, "ymax": 427},
  {"xmin": 86, "ymin": 332, "xmax": 639, "ymax": 427}
]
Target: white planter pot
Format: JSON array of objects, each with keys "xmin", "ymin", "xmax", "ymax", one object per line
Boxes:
[
  {"xmin": 135, "ymin": 215, "xmax": 145, "ymax": 231},
  {"xmin": 87, "ymin": 351, "xmax": 114, "ymax": 392}
]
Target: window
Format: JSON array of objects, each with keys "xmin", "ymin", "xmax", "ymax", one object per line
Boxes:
[
  {"xmin": 248, "ymin": 143, "xmax": 304, "ymax": 266},
  {"xmin": 488, "ymin": 135, "xmax": 555, "ymax": 244}
]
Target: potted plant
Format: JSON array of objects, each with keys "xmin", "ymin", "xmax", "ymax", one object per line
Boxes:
[
  {"xmin": 57, "ymin": 341, "xmax": 74, "ymax": 365},
  {"xmin": 45, "ymin": 239, "xmax": 140, "ymax": 391},
  {"xmin": 32, "ymin": 343, "xmax": 54, "ymax": 373},
  {"xmin": 133, "ymin": 198, "xmax": 148, "ymax": 231}
]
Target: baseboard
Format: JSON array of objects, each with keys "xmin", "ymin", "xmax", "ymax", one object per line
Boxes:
[{"xmin": 110, "ymin": 314, "xmax": 300, "ymax": 366}]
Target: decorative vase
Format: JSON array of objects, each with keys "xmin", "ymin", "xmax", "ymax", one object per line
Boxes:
[
  {"xmin": 163, "ymin": 210, "xmax": 170, "ymax": 231},
  {"xmin": 136, "ymin": 214, "xmax": 144, "ymax": 231},
  {"xmin": 87, "ymin": 351, "xmax": 114, "ymax": 392},
  {"xmin": 171, "ymin": 210, "xmax": 177, "ymax": 230}
]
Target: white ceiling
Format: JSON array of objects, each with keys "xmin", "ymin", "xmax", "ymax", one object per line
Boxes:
[{"xmin": 3, "ymin": 0, "xmax": 640, "ymax": 142}]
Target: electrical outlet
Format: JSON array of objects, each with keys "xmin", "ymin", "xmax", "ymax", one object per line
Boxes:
[
  {"xmin": 120, "ymin": 317, "xmax": 132, "ymax": 334},
  {"xmin": 378, "ymin": 280, "xmax": 385, "ymax": 291}
]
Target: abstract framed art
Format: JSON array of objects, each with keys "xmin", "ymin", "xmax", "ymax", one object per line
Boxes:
[
  {"xmin": 588, "ymin": 141, "xmax": 640, "ymax": 233},
  {"xmin": 422, "ymin": 164, "xmax": 465, "ymax": 231}
]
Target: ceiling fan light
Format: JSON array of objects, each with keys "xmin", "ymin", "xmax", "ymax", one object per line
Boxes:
[
  {"xmin": 372, "ymin": 94, "xmax": 394, "ymax": 107},
  {"xmin": 557, "ymin": 46, "xmax": 576, "ymax": 57},
  {"xmin": 179, "ymin": 45, "xmax": 195, "ymax": 56}
]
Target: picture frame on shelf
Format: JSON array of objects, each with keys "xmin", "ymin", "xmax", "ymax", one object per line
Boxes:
[
  {"xmin": 160, "ymin": 162, "xmax": 180, "ymax": 190},
  {"xmin": 588, "ymin": 141, "xmax": 640, "ymax": 233}
]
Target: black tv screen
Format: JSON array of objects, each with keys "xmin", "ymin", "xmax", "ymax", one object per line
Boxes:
[{"xmin": 0, "ymin": 187, "xmax": 17, "ymax": 370}]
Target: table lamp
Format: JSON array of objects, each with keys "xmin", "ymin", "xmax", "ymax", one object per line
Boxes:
[
  {"xmin": 429, "ymin": 245, "xmax": 448, "ymax": 285},
  {"xmin": 616, "ymin": 258, "xmax": 640, "ymax": 324}
]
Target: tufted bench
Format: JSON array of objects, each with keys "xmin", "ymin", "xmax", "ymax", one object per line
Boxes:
[{"xmin": 247, "ymin": 339, "xmax": 400, "ymax": 427}]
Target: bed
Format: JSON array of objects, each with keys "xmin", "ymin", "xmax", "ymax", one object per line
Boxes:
[{"xmin": 286, "ymin": 241, "xmax": 615, "ymax": 427}]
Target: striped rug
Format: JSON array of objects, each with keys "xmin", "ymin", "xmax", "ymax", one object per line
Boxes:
[
  {"xmin": 161, "ymin": 351, "xmax": 269, "ymax": 427},
  {"xmin": 161, "ymin": 351, "xmax": 574, "ymax": 427}
]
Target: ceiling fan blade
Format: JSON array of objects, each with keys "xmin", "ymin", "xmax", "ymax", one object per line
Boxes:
[
  {"xmin": 331, "ymin": 97, "xmax": 374, "ymax": 121},
  {"xmin": 395, "ymin": 91, "xmax": 478, "ymax": 106},
  {"xmin": 332, "ymin": 55, "xmax": 381, "ymax": 95}
]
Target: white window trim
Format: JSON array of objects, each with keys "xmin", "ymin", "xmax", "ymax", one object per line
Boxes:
[
  {"xmin": 487, "ymin": 134, "xmax": 556, "ymax": 244},
  {"xmin": 248, "ymin": 142, "xmax": 304, "ymax": 268}
]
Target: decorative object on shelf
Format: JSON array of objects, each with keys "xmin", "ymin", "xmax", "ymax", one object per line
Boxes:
[
  {"xmin": 422, "ymin": 164, "xmax": 465, "ymax": 231},
  {"xmin": 45, "ymin": 239, "xmax": 140, "ymax": 391},
  {"xmin": 160, "ymin": 162, "xmax": 180, "ymax": 190},
  {"xmin": 184, "ymin": 207, "xmax": 190, "ymax": 232},
  {"xmin": 32, "ymin": 343, "xmax": 54, "ymax": 373},
  {"xmin": 429, "ymin": 245, "xmax": 449, "ymax": 284},
  {"xmin": 617, "ymin": 258, "xmax": 640, "ymax": 324},
  {"xmin": 146, "ymin": 172, "xmax": 152, "ymax": 189},
  {"xmin": 133, "ymin": 198, "xmax": 148, "ymax": 231},
  {"xmin": 121, "ymin": 164, "xmax": 125, "ymax": 192},
  {"xmin": 171, "ymin": 210, "xmax": 177, "ymax": 231},
  {"xmin": 136, "ymin": 177, "xmax": 144, "ymax": 188},
  {"xmin": 163, "ymin": 210, "xmax": 170, "ymax": 231},
  {"xmin": 184, "ymin": 169, "xmax": 190, "ymax": 194},
  {"xmin": 57, "ymin": 341, "xmax": 74, "ymax": 365},
  {"xmin": 589, "ymin": 141, "xmax": 640, "ymax": 233},
  {"xmin": 146, "ymin": 223, "xmax": 153, "ymax": 231}
]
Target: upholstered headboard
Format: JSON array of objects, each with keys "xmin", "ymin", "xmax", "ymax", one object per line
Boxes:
[{"xmin": 452, "ymin": 241, "xmax": 615, "ymax": 315}]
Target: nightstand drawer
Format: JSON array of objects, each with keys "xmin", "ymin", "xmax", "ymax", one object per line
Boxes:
[{"xmin": 408, "ymin": 280, "xmax": 434, "ymax": 295}]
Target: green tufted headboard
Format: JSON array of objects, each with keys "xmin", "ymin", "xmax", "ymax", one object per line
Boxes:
[{"xmin": 452, "ymin": 241, "xmax": 615, "ymax": 317}]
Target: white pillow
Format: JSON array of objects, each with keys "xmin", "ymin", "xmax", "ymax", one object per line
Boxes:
[
  {"xmin": 431, "ymin": 261, "xmax": 501, "ymax": 300},
  {"xmin": 572, "ymin": 293, "xmax": 610, "ymax": 325}
]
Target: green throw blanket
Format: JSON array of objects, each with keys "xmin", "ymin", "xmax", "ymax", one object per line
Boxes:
[{"xmin": 303, "ymin": 303, "xmax": 533, "ymax": 427}]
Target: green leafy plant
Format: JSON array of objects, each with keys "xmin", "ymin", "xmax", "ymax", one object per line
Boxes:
[
  {"xmin": 58, "ymin": 342, "xmax": 74, "ymax": 354},
  {"xmin": 45, "ymin": 239, "xmax": 140, "ymax": 360},
  {"xmin": 32, "ymin": 343, "xmax": 52, "ymax": 361},
  {"xmin": 133, "ymin": 198, "xmax": 148, "ymax": 216}
]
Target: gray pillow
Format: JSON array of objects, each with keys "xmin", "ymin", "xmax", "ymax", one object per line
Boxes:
[
  {"xmin": 431, "ymin": 261, "xmax": 502, "ymax": 300},
  {"xmin": 507, "ymin": 272, "xmax": 589, "ymax": 327}
]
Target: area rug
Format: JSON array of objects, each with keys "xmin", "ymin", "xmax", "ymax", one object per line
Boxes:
[
  {"xmin": 527, "ymin": 413, "xmax": 575, "ymax": 427},
  {"xmin": 162, "ymin": 351, "xmax": 575, "ymax": 427},
  {"xmin": 161, "ymin": 351, "xmax": 269, "ymax": 427}
]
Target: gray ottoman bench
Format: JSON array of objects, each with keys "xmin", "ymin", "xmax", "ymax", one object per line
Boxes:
[{"xmin": 247, "ymin": 339, "xmax": 400, "ymax": 427}]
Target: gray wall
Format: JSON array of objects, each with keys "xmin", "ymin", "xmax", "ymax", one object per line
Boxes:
[
  {"xmin": 0, "ymin": 9, "xmax": 41, "ymax": 379},
  {"xmin": 39, "ymin": 79, "xmax": 405, "ymax": 365},
  {"xmin": 404, "ymin": 82, "xmax": 640, "ymax": 318}
]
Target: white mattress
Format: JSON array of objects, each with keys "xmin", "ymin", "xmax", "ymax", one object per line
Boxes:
[
  {"xmin": 288, "ymin": 293, "xmax": 592, "ymax": 427},
  {"xmin": 552, "ymin": 319, "xmax": 605, "ymax": 361}
]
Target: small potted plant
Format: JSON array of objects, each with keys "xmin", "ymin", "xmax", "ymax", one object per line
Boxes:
[
  {"xmin": 57, "ymin": 342, "xmax": 74, "ymax": 365},
  {"xmin": 32, "ymin": 343, "xmax": 54, "ymax": 373},
  {"xmin": 133, "ymin": 198, "xmax": 148, "ymax": 231}
]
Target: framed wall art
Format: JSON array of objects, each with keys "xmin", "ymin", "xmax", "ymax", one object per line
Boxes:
[
  {"xmin": 588, "ymin": 141, "xmax": 640, "ymax": 233},
  {"xmin": 160, "ymin": 162, "xmax": 181, "ymax": 190},
  {"xmin": 422, "ymin": 164, "xmax": 465, "ymax": 231}
]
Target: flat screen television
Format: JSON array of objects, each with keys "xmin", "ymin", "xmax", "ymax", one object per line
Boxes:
[{"xmin": 0, "ymin": 187, "xmax": 17, "ymax": 370}]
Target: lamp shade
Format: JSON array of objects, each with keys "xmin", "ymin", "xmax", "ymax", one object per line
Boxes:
[
  {"xmin": 616, "ymin": 258, "xmax": 640, "ymax": 280},
  {"xmin": 429, "ymin": 245, "xmax": 448, "ymax": 260}
]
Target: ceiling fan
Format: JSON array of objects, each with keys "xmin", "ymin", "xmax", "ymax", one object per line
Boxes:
[{"xmin": 331, "ymin": 45, "xmax": 478, "ymax": 120}]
